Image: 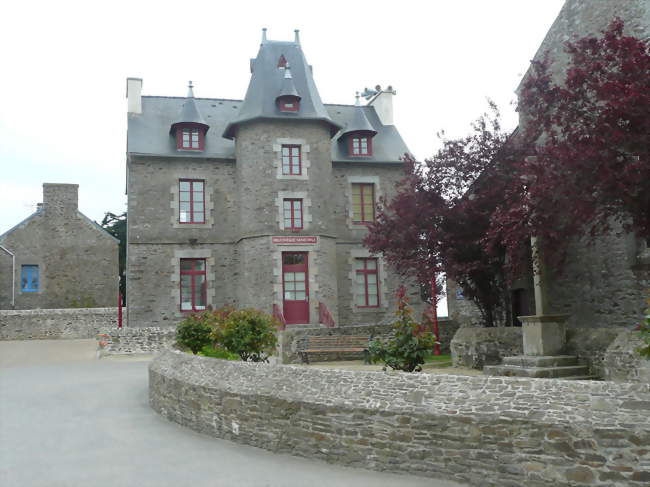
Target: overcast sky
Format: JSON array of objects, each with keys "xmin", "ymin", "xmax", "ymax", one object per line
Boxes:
[{"xmin": 0, "ymin": 0, "xmax": 565, "ymax": 312}]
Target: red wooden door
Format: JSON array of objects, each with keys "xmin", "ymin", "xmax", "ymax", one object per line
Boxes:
[{"xmin": 282, "ymin": 252, "xmax": 309, "ymax": 324}]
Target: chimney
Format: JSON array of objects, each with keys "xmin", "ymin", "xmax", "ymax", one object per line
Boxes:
[
  {"xmin": 126, "ymin": 77, "xmax": 143, "ymax": 114},
  {"xmin": 42, "ymin": 183, "xmax": 79, "ymax": 216},
  {"xmin": 367, "ymin": 84, "xmax": 396, "ymax": 126}
]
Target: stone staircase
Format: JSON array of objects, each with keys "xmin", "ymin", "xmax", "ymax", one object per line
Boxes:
[{"xmin": 483, "ymin": 355, "xmax": 599, "ymax": 380}]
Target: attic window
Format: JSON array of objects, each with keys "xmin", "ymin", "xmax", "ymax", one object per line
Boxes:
[
  {"xmin": 349, "ymin": 134, "xmax": 372, "ymax": 156},
  {"xmin": 278, "ymin": 55, "xmax": 288, "ymax": 68},
  {"xmin": 175, "ymin": 124, "xmax": 205, "ymax": 151},
  {"xmin": 278, "ymin": 96, "xmax": 300, "ymax": 113}
]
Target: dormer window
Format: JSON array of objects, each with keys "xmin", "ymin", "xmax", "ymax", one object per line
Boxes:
[
  {"xmin": 349, "ymin": 134, "xmax": 372, "ymax": 156},
  {"xmin": 170, "ymin": 82, "xmax": 210, "ymax": 151},
  {"xmin": 278, "ymin": 96, "xmax": 300, "ymax": 112},
  {"xmin": 175, "ymin": 124, "xmax": 205, "ymax": 151},
  {"xmin": 176, "ymin": 127, "xmax": 203, "ymax": 150}
]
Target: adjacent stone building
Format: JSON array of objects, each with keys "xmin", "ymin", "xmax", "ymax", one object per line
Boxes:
[
  {"xmin": 449, "ymin": 0, "xmax": 649, "ymax": 332},
  {"xmin": 448, "ymin": 0, "xmax": 650, "ymax": 378},
  {"xmin": 126, "ymin": 31, "xmax": 422, "ymax": 328},
  {"xmin": 0, "ymin": 183, "xmax": 120, "ymax": 309}
]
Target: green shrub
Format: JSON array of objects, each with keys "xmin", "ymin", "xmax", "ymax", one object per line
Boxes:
[
  {"xmin": 211, "ymin": 308, "xmax": 279, "ymax": 362},
  {"xmin": 176, "ymin": 314, "xmax": 213, "ymax": 354},
  {"xmin": 367, "ymin": 286, "xmax": 438, "ymax": 372}
]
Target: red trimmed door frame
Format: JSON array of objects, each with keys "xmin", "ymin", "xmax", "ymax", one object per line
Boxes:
[{"xmin": 282, "ymin": 252, "xmax": 309, "ymax": 324}]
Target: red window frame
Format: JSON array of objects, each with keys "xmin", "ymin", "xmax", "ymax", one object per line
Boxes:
[
  {"xmin": 281, "ymin": 145, "xmax": 302, "ymax": 175},
  {"xmin": 348, "ymin": 134, "xmax": 372, "ymax": 156},
  {"xmin": 278, "ymin": 96, "xmax": 300, "ymax": 112},
  {"xmin": 355, "ymin": 258, "xmax": 380, "ymax": 308},
  {"xmin": 179, "ymin": 179, "xmax": 205, "ymax": 224},
  {"xmin": 283, "ymin": 198, "xmax": 303, "ymax": 231},
  {"xmin": 351, "ymin": 183, "xmax": 375, "ymax": 224},
  {"xmin": 180, "ymin": 258, "xmax": 207, "ymax": 312},
  {"xmin": 176, "ymin": 124, "xmax": 205, "ymax": 151}
]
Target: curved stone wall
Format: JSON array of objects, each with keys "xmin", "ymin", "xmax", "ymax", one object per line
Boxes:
[{"xmin": 150, "ymin": 349, "xmax": 650, "ymax": 486}]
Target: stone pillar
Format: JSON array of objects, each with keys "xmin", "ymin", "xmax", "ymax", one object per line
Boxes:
[{"xmin": 519, "ymin": 314, "xmax": 569, "ymax": 356}]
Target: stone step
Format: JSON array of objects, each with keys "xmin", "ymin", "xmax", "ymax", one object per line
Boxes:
[
  {"xmin": 483, "ymin": 364, "xmax": 591, "ymax": 379},
  {"xmin": 560, "ymin": 375, "xmax": 602, "ymax": 381},
  {"xmin": 502, "ymin": 355, "xmax": 579, "ymax": 368}
]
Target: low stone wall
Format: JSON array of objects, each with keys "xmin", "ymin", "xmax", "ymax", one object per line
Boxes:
[
  {"xmin": 279, "ymin": 318, "xmax": 459, "ymax": 364},
  {"xmin": 451, "ymin": 326, "xmax": 649, "ymax": 381},
  {"xmin": 0, "ymin": 307, "xmax": 120, "ymax": 340},
  {"xmin": 150, "ymin": 349, "xmax": 650, "ymax": 486},
  {"xmin": 98, "ymin": 326, "xmax": 176, "ymax": 355},
  {"xmin": 603, "ymin": 329, "xmax": 650, "ymax": 382},
  {"xmin": 450, "ymin": 326, "xmax": 523, "ymax": 368}
]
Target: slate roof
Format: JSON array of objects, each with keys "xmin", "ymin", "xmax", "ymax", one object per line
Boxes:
[
  {"xmin": 170, "ymin": 84, "xmax": 210, "ymax": 134},
  {"xmin": 127, "ymin": 36, "xmax": 411, "ymax": 164},
  {"xmin": 223, "ymin": 39, "xmax": 340, "ymax": 139}
]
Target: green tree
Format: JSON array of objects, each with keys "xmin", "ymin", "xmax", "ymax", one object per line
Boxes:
[{"xmin": 101, "ymin": 212, "xmax": 126, "ymax": 299}]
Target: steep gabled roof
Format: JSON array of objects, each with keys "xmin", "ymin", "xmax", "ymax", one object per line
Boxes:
[{"xmin": 223, "ymin": 36, "xmax": 341, "ymax": 139}]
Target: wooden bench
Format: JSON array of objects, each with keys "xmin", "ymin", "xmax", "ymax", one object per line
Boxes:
[{"xmin": 299, "ymin": 335, "xmax": 370, "ymax": 364}]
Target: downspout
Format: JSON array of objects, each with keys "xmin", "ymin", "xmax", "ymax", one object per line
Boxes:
[{"xmin": 0, "ymin": 245, "xmax": 15, "ymax": 309}]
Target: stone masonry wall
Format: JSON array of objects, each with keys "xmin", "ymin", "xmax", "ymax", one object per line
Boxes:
[
  {"xmin": 603, "ymin": 329, "xmax": 650, "ymax": 383},
  {"xmin": 98, "ymin": 326, "xmax": 176, "ymax": 355},
  {"xmin": 150, "ymin": 349, "xmax": 650, "ymax": 487},
  {"xmin": 451, "ymin": 326, "xmax": 649, "ymax": 381},
  {"xmin": 0, "ymin": 307, "xmax": 120, "ymax": 340}
]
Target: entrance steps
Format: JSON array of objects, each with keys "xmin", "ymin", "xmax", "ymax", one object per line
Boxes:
[{"xmin": 483, "ymin": 355, "xmax": 599, "ymax": 380}]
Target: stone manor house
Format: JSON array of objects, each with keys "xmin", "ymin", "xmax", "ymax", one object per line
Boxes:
[{"xmin": 126, "ymin": 30, "xmax": 422, "ymax": 327}]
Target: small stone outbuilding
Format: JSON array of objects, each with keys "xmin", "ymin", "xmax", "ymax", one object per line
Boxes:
[{"xmin": 0, "ymin": 183, "xmax": 119, "ymax": 309}]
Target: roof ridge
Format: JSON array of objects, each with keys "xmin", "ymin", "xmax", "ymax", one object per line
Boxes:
[{"xmin": 142, "ymin": 95, "xmax": 244, "ymax": 103}]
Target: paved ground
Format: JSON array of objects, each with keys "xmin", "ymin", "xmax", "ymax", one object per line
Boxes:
[{"xmin": 0, "ymin": 340, "xmax": 467, "ymax": 487}]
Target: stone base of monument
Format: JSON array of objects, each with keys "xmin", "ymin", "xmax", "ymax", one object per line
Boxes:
[
  {"xmin": 483, "ymin": 355, "xmax": 596, "ymax": 379},
  {"xmin": 483, "ymin": 314, "xmax": 598, "ymax": 380}
]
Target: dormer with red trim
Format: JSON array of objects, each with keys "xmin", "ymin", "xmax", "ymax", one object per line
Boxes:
[
  {"xmin": 276, "ymin": 63, "xmax": 301, "ymax": 113},
  {"xmin": 340, "ymin": 93, "xmax": 377, "ymax": 157},
  {"xmin": 170, "ymin": 81, "xmax": 210, "ymax": 151}
]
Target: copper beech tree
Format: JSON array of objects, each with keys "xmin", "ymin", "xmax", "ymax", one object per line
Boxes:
[
  {"xmin": 365, "ymin": 19, "xmax": 649, "ymax": 327},
  {"xmin": 489, "ymin": 18, "xmax": 650, "ymax": 273}
]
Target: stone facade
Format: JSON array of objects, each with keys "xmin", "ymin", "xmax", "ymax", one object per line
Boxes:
[
  {"xmin": 0, "ymin": 183, "xmax": 119, "ymax": 310},
  {"xmin": 126, "ymin": 35, "xmax": 423, "ymax": 328},
  {"xmin": 150, "ymin": 349, "xmax": 650, "ymax": 486},
  {"xmin": 0, "ymin": 307, "xmax": 120, "ymax": 340}
]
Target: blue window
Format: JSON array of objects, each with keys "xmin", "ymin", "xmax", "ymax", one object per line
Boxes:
[{"xmin": 21, "ymin": 265, "xmax": 39, "ymax": 292}]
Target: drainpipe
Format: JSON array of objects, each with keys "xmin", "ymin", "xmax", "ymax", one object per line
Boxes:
[{"xmin": 0, "ymin": 245, "xmax": 16, "ymax": 309}]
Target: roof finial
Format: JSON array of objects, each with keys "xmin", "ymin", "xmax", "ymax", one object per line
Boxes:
[
  {"xmin": 355, "ymin": 91, "xmax": 361, "ymax": 106},
  {"xmin": 294, "ymin": 29, "xmax": 300, "ymax": 43},
  {"xmin": 284, "ymin": 62, "xmax": 292, "ymax": 79},
  {"xmin": 262, "ymin": 27, "xmax": 267, "ymax": 43},
  {"xmin": 187, "ymin": 81, "xmax": 195, "ymax": 98}
]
